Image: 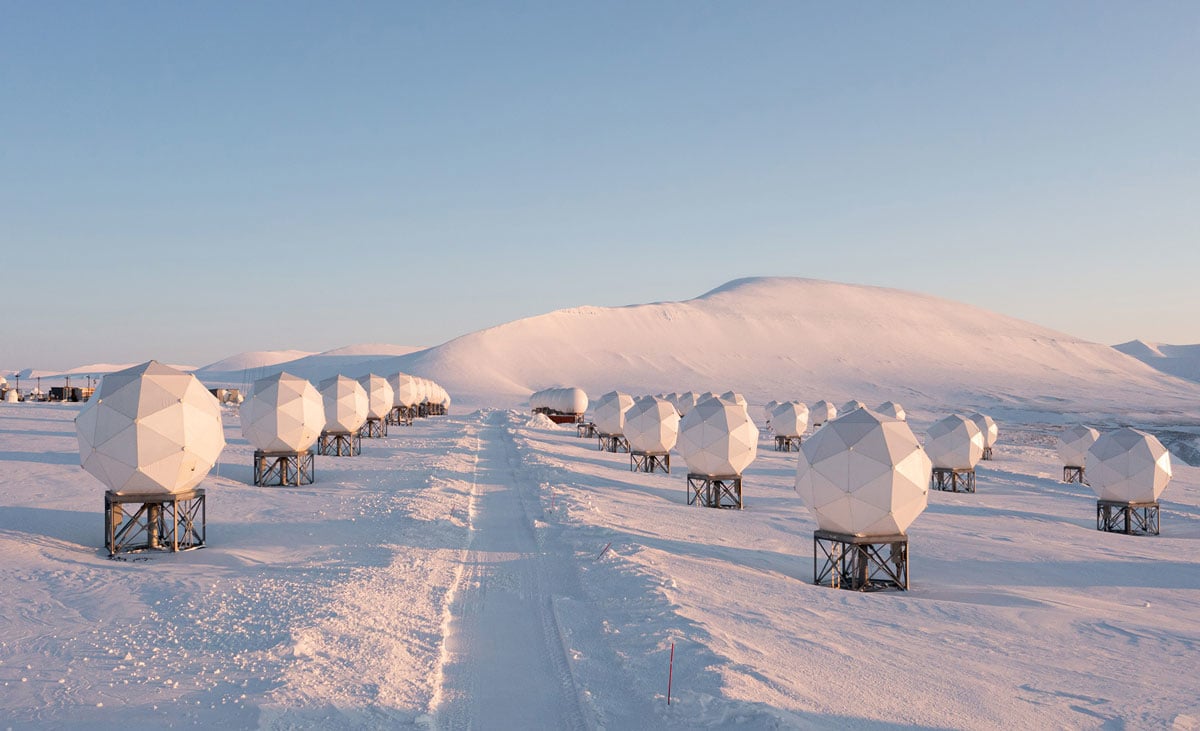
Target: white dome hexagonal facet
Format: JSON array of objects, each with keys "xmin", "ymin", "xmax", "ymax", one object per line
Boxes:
[
  {"xmin": 240, "ymin": 372, "xmax": 323, "ymax": 453},
  {"xmin": 625, "ymin": 396, "xmax": 681, "ymax": 454},
  {"xmin": 75, "ymin": 360, "xmax": 226, "ymax": 496},
  {"xmin": 675, "ymin": 392, "xmax": 700, "ymax": 416},
  {"xmin": 770, "ymin": 401, "xmax": 810, "ymax": 438},
  {"xmin": 795, "ymin": 408, "xmax": 931, "ymax": 536},
  {"xmin": 1086, "ymin": 428, "xmax": 1173, "ymax": 503},
  {"xmin": 593, "ymin": 391, "xmax": 634, "ymax": 435},
  {"xmin": 1058, "ymin": 425, "xmax": 1101, "ymax": 467},
  {"xmin": 357, "ymin": 374, "xmax": 395, "ymax": 420},
  {"xmin": 811, "ymin": 400, "xmax": 837, "ymax": 425},
  {"xmin": 876, "ymin": 401, "xmax": 906, "ymax": 421},
  {"xmin": 677, "ymin": 397, "xmax": 759, "ymax": 477},
  {"xmin": 925, "ymin": 414, "xmax": 985, "ymax": 470},
  {"xmin": 968, "ymin": 412, "xmax": 999, "ymax": 448},
  {"xmin": 318, "ymin": 375, "xmax": 369, "ymax": 433}
]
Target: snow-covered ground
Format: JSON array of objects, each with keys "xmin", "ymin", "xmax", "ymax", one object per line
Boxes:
[{"xmin": 2, "ymin": 402, "xmax": 1198, "ymax": 729}]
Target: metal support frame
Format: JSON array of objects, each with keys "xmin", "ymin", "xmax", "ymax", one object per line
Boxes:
[
  {"xmin": 253, "ymin": 450, "xmax": 314, "ymax": 487},
  {"xmin": 386, "ymin": 405, "xmax": 414, "ymax": 426},
  {"xmin": 105, "ymin": 489, "xmax": 206, "ymax": 556},
  {"xmin": 576, "ymin": 422, "xmax": 597, "ymax": 439},
  {"xmin": 1063, "ymin": 465, "xmax": 1085, "ymax": 484},
  {"xmin": 982, "ymin": 446, "xmax": 994, "ymax": 460},
  {"xmin": 813, "ymin": 530, "xmax": 908, "ymax": 591},
  {"xmin": 1097, "ymin": 500, "xmax": 1160, "ymax": 535},
  {"xmin": 631, "ymin": 450, "xmax": 670, "ymax": 474},
  {"xmin": 361, "ymin": 417, "xmax": 387, "ymax": 439},
  {"xmin": 686, "ymin": 473, "xmax": 743, "ymax": 509},
  {"xmin": 418, "ymin": 403, "xmax": 430, "ymax": 418},
  {"xmin": 932, "ymin": 467, "xmax": 976, "ymax": 493},
  {"xmin": 775, "ymin": 435, "xmax": 802, "ymax": 452},
  {"xmin": 318, "ymin": 430, "xmax": 361, "ymax": 456},
  {"xmin": 597, "ymin": 433, "xmax": 630, "ymax": 453}
]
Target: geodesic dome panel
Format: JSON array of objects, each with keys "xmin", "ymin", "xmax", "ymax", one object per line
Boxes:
[
  {"xmin": 811, "ymin": 400, "xmax": 837, "ymax": 425},
  {"xmin": 392, "ymin": 372, "xmax": 420, "ymax": 408},
  {"xmin": 593, "ymin": 391, "xmax": 634, "ymax": 435},
  {"xmin": 358, "ymin": 374, "xmax": 395, "ymax": 420},
  {"xmin": 677, "ymin": 397, "xmax": 759, "ymax": 476},
  {"xmin": 969, "ymin": 412, "xmax": 999, "ymax": 448},
  {"xmin": 877, "ymin": 401, "xmax": 906, "ymax": 421},
  {"xmin": 720, "ymin": 391, "xmax": 748, "ymax": 411},
  {"xmin": 762, "ymin": 400, "xmax": 780, "ymax": 422},
  {"xmin": 925, "ymin": 414, "xmax": 984, "ymax": 470},
  {"xmin": 240, "ymin": 372, "xmax": 323, "ymax": 453},
  {"xmin": 75, "ymin": 361, "xmax": 225, "ymax": 496},
  {"xmin": 1057, "ymin": 425, "xmax": 1100, "ymax": 467},
  {"xmin": 770, "ymin": 401, "xmax": 810, "ymax": 438},
  {"xmin": 625, "ymin": 396, "xmax": 681, "ymax": 453},
  {"xmin": 1086, "ymin": 428, "xmax": 1172, "ymax": 503},
  {"xmin": 318, "ymin": 375, "xmax": 368, "ymax": 433},
  {"xmin": 840, "ymin": 400, "xmax": 867, "ymax": 416},
  {"xmin": 795, "ymin": 408, "xmax": 930, "ymax": 536}
]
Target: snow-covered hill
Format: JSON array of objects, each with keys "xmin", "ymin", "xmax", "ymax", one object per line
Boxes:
[
  {"xmin": 1114, "ymin": 340, "xmax": 1200, "ymax": 384},
  {"xmin": 192, "ymin": 344, "xmax": 428, "ymax": 389},
  {"xmin": 391, "ymin": 277, "xmax": 1200, "ymax": 421}
]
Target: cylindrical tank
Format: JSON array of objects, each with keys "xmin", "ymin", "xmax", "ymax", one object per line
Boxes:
[
  {"xmin": 1086, "ymin": 427, "xmax": 1173, "ymax": 503},
  {"xmin": 677, "ymin": 398, "xmax": 759, "ymax": 477},
  {"xmin": 795, "ymin": 408, "xmax": 931, "ymax": 536},
  {"xmin": 240, "ymin": 372, "xmax": 323, "ymax": 453},
  {"xmin": 74, "ymin": 360, "xmax": 225, "ymax": 496},
  {"xmin": 925, "ymin": 414, "xmax": 984, "ymax": 470}
]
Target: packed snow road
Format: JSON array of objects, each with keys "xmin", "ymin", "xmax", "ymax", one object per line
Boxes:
[{"xmin": 434, "ymin": 410, "xmax": 589, "ymax": 730}]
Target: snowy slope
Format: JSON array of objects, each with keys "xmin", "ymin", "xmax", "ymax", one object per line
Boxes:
[
  {"xmin": 196, "ymin": 350, "xmax": 316, "ymax": 373},
  {"xmin": 393, "ymin": 278, "xmax": 1200, "ymax": 420},
  {"xmin": 1114, "ymin": 340, "xmax": 1200, "ymax": 384},
  {"xmin": 193, "ymin": 344, "xmax": 428, "ymax": 389}
]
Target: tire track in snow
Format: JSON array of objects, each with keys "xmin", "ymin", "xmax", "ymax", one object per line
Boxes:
[{"xmin": 435, "ymin": 410, "xmax": 589, "ymax": 731}]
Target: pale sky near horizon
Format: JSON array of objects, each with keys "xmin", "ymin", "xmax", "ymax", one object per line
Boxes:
[{"xmin": 3, "ymin": 2, "xmax": 1197, "ymax": 370}]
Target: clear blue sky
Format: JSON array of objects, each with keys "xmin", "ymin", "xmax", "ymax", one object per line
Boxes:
[{"xmin": 3, "ymin": 2, "xmax": 1197, "ymax": 369}]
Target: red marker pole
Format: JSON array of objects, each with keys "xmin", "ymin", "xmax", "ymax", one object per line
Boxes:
[{"xmin": 667, "ymin": 641, "xmax": 675, "ymax": 705}]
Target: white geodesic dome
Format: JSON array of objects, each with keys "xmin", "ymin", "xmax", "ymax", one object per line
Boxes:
[
  {"xmin": 840, "ymin": 400, "xmax": 867, "ymax": 416},
  {"xmin": 358, "ymin": 374, "xmax": 395, "ymax": 420},
  {"xmin": 876, "ymin": 401, "xmax": 906, "ymax": 421},
  {"xmin": 762, "ymin": 400, "xmax": 780, "ymax": 422},
  {"xmin": 74, "ymin": 361, "xmax": 225, "ymax": 496},
  {"xmin": 795, "ymin": 408, "xmax": 931, "ymax": 536},
  {"xmin": 968, "ymin": 412, "xmax": 999, "ymax": 449},
  {"xmin": 625, "ymin": 396, "xmax": 681, "ymax": 454},
  {"xmin": 770, "ymin": 401, "xmax": 810, "ymax": 438},
  {"xmin": 675, "ymin": 392, "xmax": 699, "ymax": 416},
  {"xmin": 531, "ymin": 387, "xmax": 588, "ymax": 415},
  {"xmin": 1086, "ymin": 428, "xmax": 1173, "ymax": 503},
  {"xmin": 811, "ymin": 400, "xmax": 837, "ymax": 425},
  {"xmin": 925, "ymin": 414, "xmax": 984, "ymax": 471},
  {"xmin": 677, "ymin": 397, "xmax": 759, "ymax": 477},
  {"xmin": 319, "ymin": 375, "xmax": 368, "ymax": 433},
  {"xmin": 593, "ymin": 391, "xmax": 634, "ymax": 435},
  {"xmin": 1057, "ymin": 425, "xmax": 1101, "ymax": 467},
  {"xmin": 720, "ymin": 391, "xmax": 748, "ymax": 410},
  {"xmin": 391, "ymin": 372, "xmax": 420, "ymax": 408},
  {"xmin": 3, "ymin": 389, "xmax": 17, "ymax": 403},
  {"xmin": 240, "ymin": 372, "xmax": 323, "ymax": 453}
]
